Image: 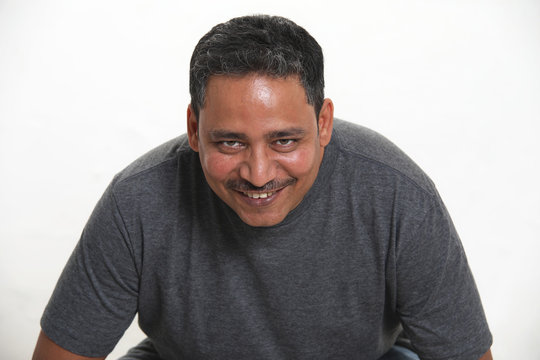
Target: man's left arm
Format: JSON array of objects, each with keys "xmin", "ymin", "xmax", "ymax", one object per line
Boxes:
[{"xmin": 395, "ymin": 199, "xmax": 493, "ymax": 359}]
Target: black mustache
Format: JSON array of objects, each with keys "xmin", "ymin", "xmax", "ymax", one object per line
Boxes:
[{"xmin": 226, "ymin": 178, "xmax": 296, "ymax": 192}]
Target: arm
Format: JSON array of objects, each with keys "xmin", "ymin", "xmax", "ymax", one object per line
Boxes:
[
  {"xmin": 37, "ymin": 185, "xmax": 139, "ymax": 358},
  {"xmin": 479, "ymin": 348, "xmax": 493, "ymax": 360},
  {"xmin": 32, "ymin": 330, "xmax": 106, "ymax": 360},
  {"xmin": 394, "ymin": 197, "xmax": 493, "ymax": 358}
]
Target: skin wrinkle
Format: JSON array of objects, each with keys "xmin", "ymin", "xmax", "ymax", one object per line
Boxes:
[
  {"xmin": 189, "ymin": 16, "xmax": 324, "ymax": 120},
  {"xmin": 33, "ymin": 15, "xmax": 492, "ymax": 360},
  {"xmin": 187, "ymin": 73, "xmax": 333, "ymax": 227},
  {"xmin": 225, "ymin": 178, "xmax": 297, "ymax": 193}
]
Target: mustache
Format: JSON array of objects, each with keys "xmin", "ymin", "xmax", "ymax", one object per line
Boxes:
[{"xmin": 226, "ymin": 178, "xmax": 296, "ymax": 192}]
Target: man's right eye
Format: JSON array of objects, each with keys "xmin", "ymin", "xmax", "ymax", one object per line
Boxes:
[{"xmin": 217, "ymin": 141, "xmax": 245, "ymax": 152}]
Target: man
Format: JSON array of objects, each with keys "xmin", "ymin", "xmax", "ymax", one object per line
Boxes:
[{"xmin": 33, "ymin": 15, "xmax": 492, "ymax": 359}]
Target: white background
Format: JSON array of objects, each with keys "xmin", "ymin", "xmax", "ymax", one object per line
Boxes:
[{"xmin": 1, "ymin": 1, "xmax": 539, "ymax": 359}]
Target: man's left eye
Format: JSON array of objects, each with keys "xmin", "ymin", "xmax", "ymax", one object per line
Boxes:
[
  {"xmin": 222, "ymin": 141, "xmax": 242, "ymax": 147},
  {"xmin": 275, "ymin": 139, "xmax": 295, "ymax": 146}
]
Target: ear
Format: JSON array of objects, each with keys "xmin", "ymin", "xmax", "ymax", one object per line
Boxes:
[
  {"xmin": 187, "ymin": 104, "xmax": 199, "ymax": 152},
  {"xmin": 317, "ymin": 98, "xmax": 334, "ymax": 147}
]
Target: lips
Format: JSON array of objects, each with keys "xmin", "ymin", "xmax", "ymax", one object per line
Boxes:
[
  {"xmin": 242, "ymin": 191, "xmax": 275, "ymax": 199},
  {"xmin": 227, "ymin": 178, "xmax": 296, "ymax": 207},
  {"xmin": 233, "ymin": 187, "xmax": 286, "ymax": 207}
]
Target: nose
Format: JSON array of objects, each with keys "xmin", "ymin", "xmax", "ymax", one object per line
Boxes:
[{"xmin": 239, "ymin": 146, "xmax": 276, "ymax": 187}]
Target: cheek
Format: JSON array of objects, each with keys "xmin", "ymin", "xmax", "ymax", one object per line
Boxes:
[
  {"xmin": 201, "ymin": 152, "xmax": 237, "ymax": 181},
  {"xmin": 277, "ymin": 148, "xmax": 318, "ymax": 176}
]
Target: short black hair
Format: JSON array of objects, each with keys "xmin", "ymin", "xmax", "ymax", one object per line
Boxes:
[{"xmin": 189, "ymin": 15, "xmax": 325, "ymax": 120}]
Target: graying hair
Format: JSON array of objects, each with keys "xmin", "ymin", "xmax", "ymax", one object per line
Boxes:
[{"xmin": 189, "ymin": 15, "xmax": 325, "ymax": 119}]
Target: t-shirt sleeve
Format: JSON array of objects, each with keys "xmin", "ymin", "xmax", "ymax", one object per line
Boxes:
[
  {"xmin": 41, "ymin": 181, "xmax": 140, "ymax": 357},
  {"xmin": 395, "ymin": 199, "xmax": 492, "ymax": 360}
]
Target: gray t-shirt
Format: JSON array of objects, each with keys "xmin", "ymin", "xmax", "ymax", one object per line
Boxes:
[{"xmin": 41, "ymin": 119, "xmax": 492, "ymax": 359}]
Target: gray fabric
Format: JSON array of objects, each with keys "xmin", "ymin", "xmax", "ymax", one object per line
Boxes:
[
  {"xmin": 118, "ymin": 338, "xmax": 163, "ymax": 360},
  {"xmin": 41, "ymin": 119, "xmax": 492, "ymax": 359},
  {"xmin": 379, "ymin": 345, "xmax": 420, "ymax": 360}
]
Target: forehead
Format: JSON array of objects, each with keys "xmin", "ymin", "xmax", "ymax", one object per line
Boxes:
[
  {"xmin": 204, "ymin": 74, "xmax": 306, "ymax": 104},
  {"xmin": 200, "ymin": 74, "xmax": 316, "ymax": 133}
]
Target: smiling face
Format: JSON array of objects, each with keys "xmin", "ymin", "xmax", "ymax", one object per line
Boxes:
[{"xmin": 187, "ymin": 74, "xmax": 333, "ymax": 227}]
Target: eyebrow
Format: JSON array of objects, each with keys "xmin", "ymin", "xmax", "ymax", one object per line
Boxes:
[
  {"xmin": 208, "ymin": 127, "xmax": 306, "ymax": 141},
  {"xmin": 208, "ymin": 130, "xmax": 248, "ymax": 141},
  {"xmin": 265, "ymin": 128, "xmax": 306, "ymax": 139}
]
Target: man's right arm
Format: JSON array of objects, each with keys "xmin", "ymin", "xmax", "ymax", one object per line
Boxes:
[
  {"xmin": 36, "ymin": 183, "xmax": 140, "ymax": 359},
  {"xmin": 32, "ymin": 330, "xmax": 106, "ymax": 360}
]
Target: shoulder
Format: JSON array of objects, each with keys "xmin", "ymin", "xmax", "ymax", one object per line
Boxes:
[
  {"xmin": 332, "ymin": 119, "xmax": 437, "ymax": 197},
  {"xmin": 98, "ymin": 134, "xmax": 202, "ymax": 227},
  {"xmin": 111, "ymin": 134, "xmax": 194, "ymax": 187}
]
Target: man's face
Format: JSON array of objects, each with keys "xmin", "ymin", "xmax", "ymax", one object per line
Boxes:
[{"xmin": 187, "ymin": 74, "xmax": 333, "ymax": 227}]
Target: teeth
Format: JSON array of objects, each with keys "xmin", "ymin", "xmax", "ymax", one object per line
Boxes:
[{"xmin": 243, "ymin": 192, "xmax": 274, "ymax": 199}]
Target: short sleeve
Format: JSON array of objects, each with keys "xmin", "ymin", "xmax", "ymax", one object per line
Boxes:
[
  {"xmin": 395, "ymin": 200, "xmax": 492, "ymax": 360},
  {"xmin": 41, "ymin": 181, "xmax": 140, "ymax": 357}
]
